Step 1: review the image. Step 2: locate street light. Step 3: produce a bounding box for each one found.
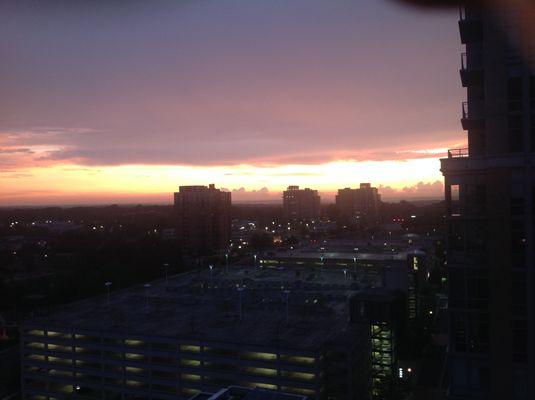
[143,284,151,309]
[163,263,169,285]
[209,264,214,281]
[225,252,229,274]
[104,281,112,306]
[253,254,257,269]
[353,257,357,274]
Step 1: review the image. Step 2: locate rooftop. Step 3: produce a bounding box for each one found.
[29,264,374,350]
[260,249,423,262]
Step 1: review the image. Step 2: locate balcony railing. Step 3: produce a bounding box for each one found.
[458,6,482,44]
[461,101,484,130]
[461,52,467,70]
[447,148,469,158]
[460,53,483,87]
[459,5,467,21]
[461,101,468,119]
[459,4,481,22]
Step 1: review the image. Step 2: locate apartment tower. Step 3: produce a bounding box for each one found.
[441,4,534,399]
[282,186,321,221]
[336,183,381,222]
[174,184,231,255]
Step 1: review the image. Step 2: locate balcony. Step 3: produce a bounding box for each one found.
[458,6,482,44]
[461,101,484,130]
[460,53,483,87]
[447,148,469,158]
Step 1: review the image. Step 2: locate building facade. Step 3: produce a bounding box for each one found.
[20,269,371,400]
[174,184,231,256]
[282,187,320,221]
[335,184,381,222]
[350,289,405,400]
[441,4,535,399]
[20,327,326,400]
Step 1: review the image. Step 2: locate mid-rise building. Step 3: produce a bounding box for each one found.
[174,184,231,255]
[336,184,381,222]
[441,4,535,399]
[20,267,371,400]
[282,187,320,221]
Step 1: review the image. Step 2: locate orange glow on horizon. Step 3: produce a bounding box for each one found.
[0,157,445,206]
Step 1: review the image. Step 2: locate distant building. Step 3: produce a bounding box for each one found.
[335,184,381,222]
[440,4,535,399]
[174,184,231,255]
[282,186,320,221]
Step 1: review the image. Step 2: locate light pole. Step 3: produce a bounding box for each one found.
[143,284,151,309]
[353,257,357,275]
[163,263,169,286]
[209,264,213,282]
[253,254,257,270]
[225,252,229,274]
[105,281,112,307]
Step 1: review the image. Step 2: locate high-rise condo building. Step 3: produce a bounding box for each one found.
[282,186,321,221]
[335,184,381,222]
[441,4,534,399]
[174,184,231,256]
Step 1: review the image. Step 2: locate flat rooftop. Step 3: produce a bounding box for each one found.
[29,264,376,350]
[260,250,418,262]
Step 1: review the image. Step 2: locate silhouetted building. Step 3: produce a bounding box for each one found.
[336,184,381,222]
[174,184,231,255]
[282,186,320,221]
[441,4,535,400]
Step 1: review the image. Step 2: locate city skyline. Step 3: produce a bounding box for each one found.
[1,1,463,206]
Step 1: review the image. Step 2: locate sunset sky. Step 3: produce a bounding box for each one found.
[0,0,465,205]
